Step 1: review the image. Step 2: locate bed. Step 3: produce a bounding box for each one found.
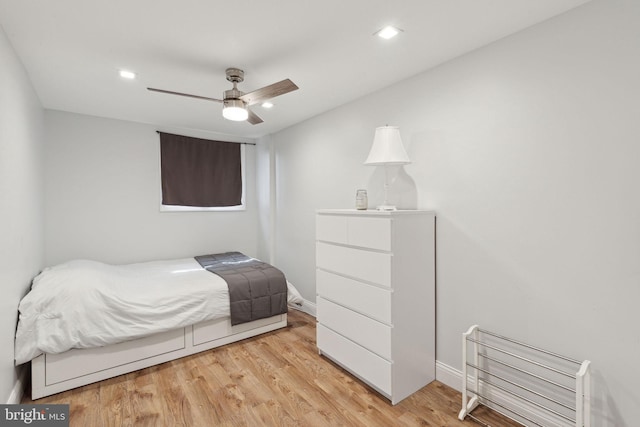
[14,254,303,399]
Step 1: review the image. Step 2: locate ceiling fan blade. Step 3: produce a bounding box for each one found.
[246,109,264,125]
[147,87,223,103]
[239,79,298,106]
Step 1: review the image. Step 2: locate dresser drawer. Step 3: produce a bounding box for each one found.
[316,269,391,324]
[317,297,391,359]
[316,242,391,287]
[347,216,391,251]
[317,324,391,395]
[316,214,348,245]
[316,214,391,251]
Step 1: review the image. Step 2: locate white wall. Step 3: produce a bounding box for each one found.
[266,0,640,425]
[255,135,276,264]
[0,26,44,402]
[44,111,259,265]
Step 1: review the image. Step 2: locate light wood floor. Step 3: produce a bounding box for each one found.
[23,309,520,426]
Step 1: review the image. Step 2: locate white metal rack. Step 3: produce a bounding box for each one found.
[458,325,591,427]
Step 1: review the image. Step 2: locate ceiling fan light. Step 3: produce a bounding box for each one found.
[222,99,248,121]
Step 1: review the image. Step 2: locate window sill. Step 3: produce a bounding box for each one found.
[160,204,246,212]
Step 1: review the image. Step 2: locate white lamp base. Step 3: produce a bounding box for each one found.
[376,205,397,211]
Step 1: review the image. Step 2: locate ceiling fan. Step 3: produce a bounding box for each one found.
[147,67,298,125]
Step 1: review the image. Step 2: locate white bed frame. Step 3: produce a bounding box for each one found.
[31,313,287,399]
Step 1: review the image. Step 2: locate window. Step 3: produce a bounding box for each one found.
[158,132,245,211]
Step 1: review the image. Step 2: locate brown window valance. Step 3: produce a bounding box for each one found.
[159,132,242,207]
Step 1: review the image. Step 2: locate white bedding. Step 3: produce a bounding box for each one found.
[15,257,303,365]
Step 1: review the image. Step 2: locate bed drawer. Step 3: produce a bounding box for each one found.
[316,269,391,324]
[316,242,391,287]
[45,328,186,385]
[192,314,283,346]
[317,297,391,359]
[317,324,391,395]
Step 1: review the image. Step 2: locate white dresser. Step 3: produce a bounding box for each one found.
[315,209,435,405]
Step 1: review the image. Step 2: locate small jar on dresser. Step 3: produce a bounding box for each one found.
[315,209,436,405]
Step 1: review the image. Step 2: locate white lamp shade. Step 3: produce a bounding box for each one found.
[364,126,411,165]
[222,99,249,121]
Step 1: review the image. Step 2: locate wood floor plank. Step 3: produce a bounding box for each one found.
[23,309,521,427]
[98,375,134,427]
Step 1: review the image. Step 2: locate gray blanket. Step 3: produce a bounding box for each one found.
[195,252,288,326]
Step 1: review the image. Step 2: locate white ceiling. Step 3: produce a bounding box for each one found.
[0,0,591,139]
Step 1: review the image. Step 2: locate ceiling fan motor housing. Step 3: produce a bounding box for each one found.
[225,67,244,83]
[224,68,245,103]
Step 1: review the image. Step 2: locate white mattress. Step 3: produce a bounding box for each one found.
[15,257,302,365]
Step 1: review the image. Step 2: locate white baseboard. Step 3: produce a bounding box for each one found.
[436,360,463,392]
[290,298,316,317]
[6,366,27,404]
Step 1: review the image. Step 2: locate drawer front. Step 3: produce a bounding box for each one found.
[193,314,282,346]
[316,214,348,244]
[316,242,391,288]
[317,297,391,359]
[347,217,391,251]
[316,269,391,324]
[46,328,185,385]
[317,324,391,395]
[316,214,391,251]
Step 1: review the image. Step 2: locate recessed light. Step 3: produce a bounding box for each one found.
[119,70,136,80]
[375,26,401,40]
[262,101,274,109]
